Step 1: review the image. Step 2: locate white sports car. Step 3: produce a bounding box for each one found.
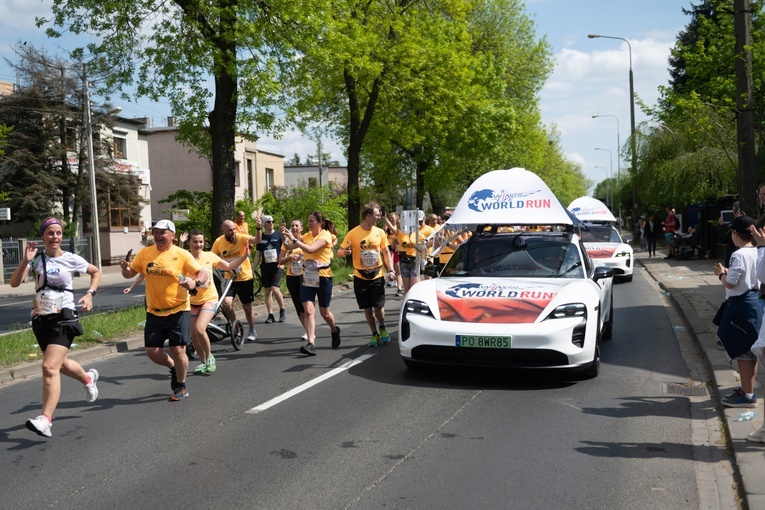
[569,196,633,282]
[400,169,614,378]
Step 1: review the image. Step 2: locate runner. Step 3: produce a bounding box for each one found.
[120,219,208,401]
[337,202,396,346]
[254,215,287,324]
[11,217,101,438]
[187,229,251,375]
[279,218,308,340]
[281,210,341,355]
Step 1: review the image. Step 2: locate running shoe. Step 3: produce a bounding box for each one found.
[722,391,757,408]
[368,332,380,347]
[279,308,286,322]
[169,385,189,401]
[395,290,404,297]
[265,314,275,324]
[300,342,317,356]
[379,326,390,344]
[301,333,308,341]
[170,366,179,391]
[26,415,52,438]
[748,425,765,443]
[725,387,744,400]
[206,355,216,373]
[194,362,208,374]
[247,328,257,341]
[331,326,341,349]
[84,368,99,403]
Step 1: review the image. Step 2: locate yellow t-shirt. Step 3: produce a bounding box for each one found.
[211,234,253,281]
[340,225,389,280]
[190,251,221,306]
[234,221,249,235]
[281,245,304,277]
[396,231,416,258]
[130,245,203,316]
[302,229,333,278]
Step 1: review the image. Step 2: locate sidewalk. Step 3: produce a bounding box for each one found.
[3,254,765,505]
[640,250,765,508]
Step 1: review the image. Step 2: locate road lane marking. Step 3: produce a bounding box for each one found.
[246,354,374,414]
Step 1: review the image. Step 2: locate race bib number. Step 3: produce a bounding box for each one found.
[34,291,63,316]
[361,249,380,267]
[303,268,320,288]
[289,260,303,275]
[264,248,278,264]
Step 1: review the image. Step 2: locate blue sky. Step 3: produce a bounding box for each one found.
[0,0,692,190]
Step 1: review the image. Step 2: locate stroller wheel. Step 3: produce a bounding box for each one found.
[231,320,245,350]
[186,342,197,360]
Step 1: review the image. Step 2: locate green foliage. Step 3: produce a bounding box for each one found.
[158,189,214,240]
[257,185,348,238]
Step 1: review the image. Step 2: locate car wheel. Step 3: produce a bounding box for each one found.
[622,274,633,282]
[602,296,614,341]
[579,345,600,379]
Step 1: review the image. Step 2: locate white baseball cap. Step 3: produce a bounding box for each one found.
[418,210,425,222]
[262,215,274,223]
[152,219,176,233]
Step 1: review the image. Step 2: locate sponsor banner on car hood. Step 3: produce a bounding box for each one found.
[584,243,619,258]
[568,196,617,223]
[444,168,573,228]
[434,279,564,324]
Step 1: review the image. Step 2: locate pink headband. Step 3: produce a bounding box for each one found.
[40,217,63,236]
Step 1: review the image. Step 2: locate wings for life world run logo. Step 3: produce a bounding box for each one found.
[467,188,550,212]
[444,283,555,300]
[438,283,558,323]
[570,206,609,218]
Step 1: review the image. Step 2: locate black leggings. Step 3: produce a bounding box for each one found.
[286,275,305,315]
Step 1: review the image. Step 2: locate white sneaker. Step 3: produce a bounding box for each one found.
[247,328,257,341]
[301,333,308,341]
[84,369,99,403]
[748,424,765,443]
[26,415,52,437]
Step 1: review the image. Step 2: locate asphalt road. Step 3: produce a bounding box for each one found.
[0,270,729,509]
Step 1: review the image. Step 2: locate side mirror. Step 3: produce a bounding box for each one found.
[593,265,614,281]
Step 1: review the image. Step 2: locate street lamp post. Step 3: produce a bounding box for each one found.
[588,34,637,226]
[592,114,621,226]
[595,147,613,211]
[83,69,121,270]
[594,165,611,209]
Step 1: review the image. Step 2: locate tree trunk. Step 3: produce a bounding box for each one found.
[734,0,756,216]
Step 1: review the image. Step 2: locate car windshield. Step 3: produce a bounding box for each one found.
[581,225,621,243]
[441,233,584,278]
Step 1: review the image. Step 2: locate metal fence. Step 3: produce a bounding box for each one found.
[1,238,93,283]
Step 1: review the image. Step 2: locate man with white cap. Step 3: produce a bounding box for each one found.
[120,219,208,401]
[254,214,287,323]
[211,219,259,341]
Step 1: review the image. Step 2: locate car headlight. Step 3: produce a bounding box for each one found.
[403,299,435,318]
[400,299,435,343]
[547,303,587,320]
[615,251,631,258]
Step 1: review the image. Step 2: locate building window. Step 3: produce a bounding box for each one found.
[65,126,77,150]
[266,168,274,192]
[308,177,317,188]
[247,159,254,199]
[113,132,127,159]
[235,160,241,187]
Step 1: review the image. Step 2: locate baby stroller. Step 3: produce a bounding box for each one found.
[186,268,246,360]
[671,229,701,260]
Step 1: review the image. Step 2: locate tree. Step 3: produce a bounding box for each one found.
[40,0,314,235]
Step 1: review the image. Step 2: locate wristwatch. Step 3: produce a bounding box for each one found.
[195,280,202,287]
[87,289,97,296]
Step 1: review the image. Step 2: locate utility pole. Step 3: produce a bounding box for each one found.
[734,0,756,216]
[316,139,323,187]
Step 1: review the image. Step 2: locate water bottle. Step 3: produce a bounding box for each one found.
[736,411,758,422]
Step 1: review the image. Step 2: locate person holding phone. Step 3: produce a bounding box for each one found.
[11,217,101,437]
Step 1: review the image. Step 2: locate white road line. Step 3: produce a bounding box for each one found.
[246,354,374,414]
[0,301,28,308]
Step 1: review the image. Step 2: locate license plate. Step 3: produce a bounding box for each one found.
[456,335,511,348]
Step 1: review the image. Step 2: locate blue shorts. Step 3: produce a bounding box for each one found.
[300,276,333,308]
[664,233,675,245]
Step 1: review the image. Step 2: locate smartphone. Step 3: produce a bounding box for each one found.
[281,216,286,225]
[126,249,133,262]
[380,206,386,217]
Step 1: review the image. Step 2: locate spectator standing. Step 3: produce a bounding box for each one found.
[234,210,250,235]
[211,220,258,341]
[662,206,678,258]
[337,203,396,347]
[638,217,647,251]
[279,218,308,340]
[120,219,208,401]
[644,213,660,258]
[281,210,341,355]
[187,229,250,375]
[254,215,287,323]
[11,218,101,438]
[713,216,761,408]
